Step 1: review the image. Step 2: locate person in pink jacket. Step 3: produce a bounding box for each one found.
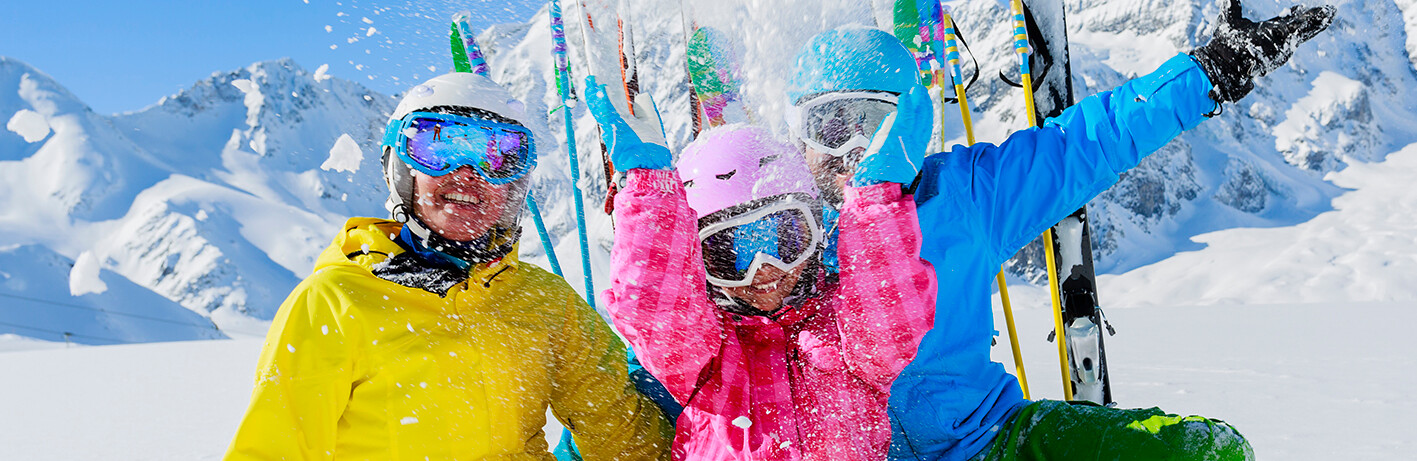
[584,76,937,460]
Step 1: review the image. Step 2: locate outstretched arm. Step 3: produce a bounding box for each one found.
[601,169,725,404]
[918,3,1334,259]
[934,52,1218,258]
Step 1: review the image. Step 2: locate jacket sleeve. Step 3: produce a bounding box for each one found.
[224,273,361,461]
[600,168,725,404]
[834,183,938,392]
[549,288,674,461]
[921,53,1217,258]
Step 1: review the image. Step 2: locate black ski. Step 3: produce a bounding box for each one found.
[1020,0,1115,405]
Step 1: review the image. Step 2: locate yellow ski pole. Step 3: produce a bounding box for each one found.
[941,6,1030,399]
[1008,0,1072,401]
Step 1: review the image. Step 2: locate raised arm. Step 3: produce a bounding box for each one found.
[829,86,938,391]
[920,1,1336,258]
[600,169,725,403]
[835,183,937,392]
[583,75,725,403]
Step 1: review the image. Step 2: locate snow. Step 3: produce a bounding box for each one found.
[991,295,1416,460]
[1102,143,1417,306]
[6,108,49,142]
[1273,71,1375,172]
[0,333,66,352]
[68,250,108,296]
[0,299,1408,460]
[313,63,332,82]
[0,339,260,461]
[321,133,363,173]
[228,78,257,95]
[1,244,225,346]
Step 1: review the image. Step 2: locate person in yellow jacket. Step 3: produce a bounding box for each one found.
[224,72,673,460]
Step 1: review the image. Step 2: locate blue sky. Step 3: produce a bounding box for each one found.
[0,0,543,114]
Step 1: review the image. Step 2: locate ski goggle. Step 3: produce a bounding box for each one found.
[699,197,823,288]
[383,112,535,183]
[791,91,898,157]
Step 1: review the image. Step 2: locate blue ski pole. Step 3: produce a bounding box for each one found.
[550,0,597,306]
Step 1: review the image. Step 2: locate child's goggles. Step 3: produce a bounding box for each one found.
[698,197,823,288]
[383,111,535,183]
[791,91,899,157]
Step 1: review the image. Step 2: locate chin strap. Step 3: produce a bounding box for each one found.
[392,205,520,271]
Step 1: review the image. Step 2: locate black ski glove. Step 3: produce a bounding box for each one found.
[1190,0,1336,103]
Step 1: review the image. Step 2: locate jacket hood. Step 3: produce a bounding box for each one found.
[313,218,406,272]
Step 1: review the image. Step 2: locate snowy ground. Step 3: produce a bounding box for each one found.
[994,294,1415,460]
[0,300,1409,460]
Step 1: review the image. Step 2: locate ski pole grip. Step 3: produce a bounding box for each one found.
[1010,0,1032,74]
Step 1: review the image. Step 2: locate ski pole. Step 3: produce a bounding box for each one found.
[550,0,598,306]
[938,6,970,144]
[1008,0,1073,401]
[526,195,564,276]
[572,0,625,219]
[450,13,491,75]
[615,2,639,117]
[939,6,1031,399]
[450,13,563,277]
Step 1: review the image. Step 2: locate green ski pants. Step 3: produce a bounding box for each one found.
[969,400,1254,461]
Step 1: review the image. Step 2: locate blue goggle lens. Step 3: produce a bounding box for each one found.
[397,115,533,182]
[701,209,815,282]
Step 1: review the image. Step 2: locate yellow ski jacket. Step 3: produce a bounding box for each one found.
[225,218,672,460]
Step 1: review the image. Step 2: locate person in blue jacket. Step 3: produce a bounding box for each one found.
[784,2,1335,460]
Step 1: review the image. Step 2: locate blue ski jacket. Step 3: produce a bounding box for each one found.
[886,53,1217,461]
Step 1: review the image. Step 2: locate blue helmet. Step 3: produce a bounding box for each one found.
[787,28,920,104]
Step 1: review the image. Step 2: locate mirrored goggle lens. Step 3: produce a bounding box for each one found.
[404,118,531,178]
[701,209,816,283]
[802,98,898,150]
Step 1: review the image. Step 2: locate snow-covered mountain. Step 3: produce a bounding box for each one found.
[4,0,1416,345]
[0,57,399,342]
[0,53,579,344]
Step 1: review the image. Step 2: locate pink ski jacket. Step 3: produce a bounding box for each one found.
[602,169,937,461]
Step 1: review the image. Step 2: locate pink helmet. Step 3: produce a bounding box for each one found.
[678,124,820,220]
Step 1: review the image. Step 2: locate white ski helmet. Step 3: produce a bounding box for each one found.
[379,72,549,241]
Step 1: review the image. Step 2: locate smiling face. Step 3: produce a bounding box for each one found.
[411,166,512,241]
[718,262,808,314]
